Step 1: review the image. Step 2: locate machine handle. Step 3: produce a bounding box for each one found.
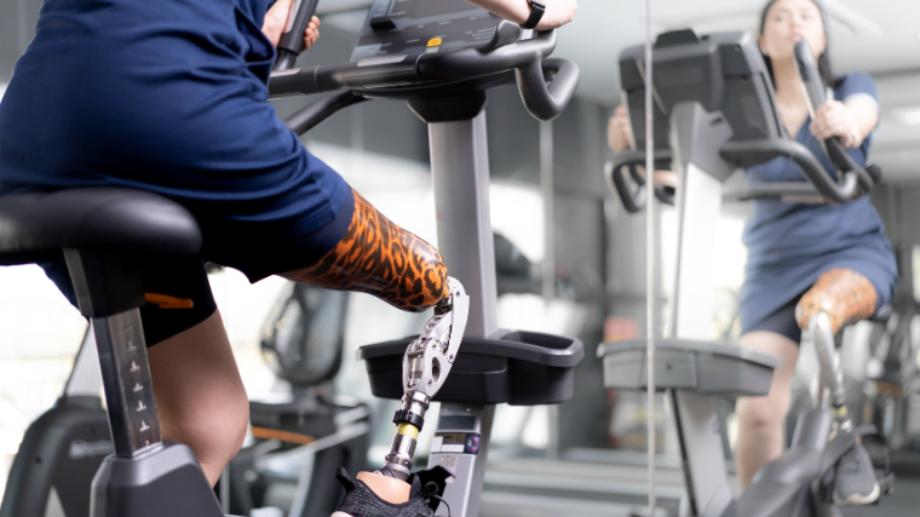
[721,138,859,202]
[608,159,645,213]
[515,57,580,121]
[605,150,675,213]
[273,0,321,71]
[271,25,566,98]
[285,91,368,135]
[267,22,579,124]
[793,40,878,197]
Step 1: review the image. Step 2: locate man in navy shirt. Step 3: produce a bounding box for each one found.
[0,0,577,488]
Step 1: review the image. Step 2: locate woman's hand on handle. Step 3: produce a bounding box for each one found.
[810,95,879,150]
[810,100,860,148]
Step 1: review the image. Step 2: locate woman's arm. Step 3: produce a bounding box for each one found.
[607,105,633,152]
[467,0,577,30]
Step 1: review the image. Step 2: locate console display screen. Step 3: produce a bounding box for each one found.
[389,0,474,19]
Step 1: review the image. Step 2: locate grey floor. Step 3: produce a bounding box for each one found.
[840,478,919,516]
[479,450,920,517]
[842,453,920,517]
[842,452,920,517]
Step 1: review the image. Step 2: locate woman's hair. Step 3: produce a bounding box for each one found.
[758,0,838,88]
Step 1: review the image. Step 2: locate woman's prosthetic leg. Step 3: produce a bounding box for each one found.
[797,268,884,506]
[797,268,878,427]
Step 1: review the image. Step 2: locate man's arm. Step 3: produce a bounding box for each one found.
[467,0,577,30]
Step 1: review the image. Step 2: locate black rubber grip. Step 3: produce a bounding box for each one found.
[274,0,320,71]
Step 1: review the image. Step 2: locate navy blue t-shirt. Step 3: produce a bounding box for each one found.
[739,73,897,331]
[0,0,352,279]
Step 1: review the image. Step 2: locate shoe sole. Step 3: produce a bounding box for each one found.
[834,482,881,506]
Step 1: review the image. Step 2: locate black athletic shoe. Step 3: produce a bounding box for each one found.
[332,467,453,517]
[829,443,881,506]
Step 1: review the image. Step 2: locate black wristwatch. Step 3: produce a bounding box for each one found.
[521,0,546,30]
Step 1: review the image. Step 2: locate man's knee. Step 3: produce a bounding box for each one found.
[170,383,248,483]
[219,387,250,455]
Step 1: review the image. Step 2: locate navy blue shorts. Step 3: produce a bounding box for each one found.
[742,294,802,344]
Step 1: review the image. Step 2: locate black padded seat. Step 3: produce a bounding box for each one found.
[0,188,201,266]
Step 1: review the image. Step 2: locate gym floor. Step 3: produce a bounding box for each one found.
[842,478,919,516]
[844,453,920,516]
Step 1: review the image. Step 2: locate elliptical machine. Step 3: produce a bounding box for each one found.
[600,29,892,517]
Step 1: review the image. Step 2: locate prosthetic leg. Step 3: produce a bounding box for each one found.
[333,278,469,517]
[799,269,888,506]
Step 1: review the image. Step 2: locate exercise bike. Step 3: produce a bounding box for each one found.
[0,1,582,516]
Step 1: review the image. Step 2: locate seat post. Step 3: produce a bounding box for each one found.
[90,311,162,456]
[64,249,162,457]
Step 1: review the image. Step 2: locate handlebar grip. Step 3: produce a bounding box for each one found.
[274,0,321,72]
[794,40,878,194]
[794,40,827,109]
[654,184,676,206]
[608,161,646,214]
[606,151,675,213]
[515,57,580,121]
[722,139,859,202]
[783,142,860,202]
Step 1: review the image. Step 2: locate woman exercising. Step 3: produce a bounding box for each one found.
[608,0,895,506]
[0,0,576,493]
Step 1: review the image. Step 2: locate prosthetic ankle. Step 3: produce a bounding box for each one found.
[351,277,469,507]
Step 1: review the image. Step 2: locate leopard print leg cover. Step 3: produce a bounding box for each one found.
[795,268,878,335]
[284,189,448,312]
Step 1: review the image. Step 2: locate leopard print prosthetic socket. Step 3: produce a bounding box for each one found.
[285,189,448,312]
[795,268,878,335]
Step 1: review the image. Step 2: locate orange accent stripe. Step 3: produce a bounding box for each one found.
[251,426,318,445]
[144,292,195,310]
